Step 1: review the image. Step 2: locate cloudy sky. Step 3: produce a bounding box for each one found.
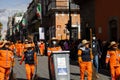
[0,0,32,33]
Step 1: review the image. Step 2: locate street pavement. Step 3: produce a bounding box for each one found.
[13,55,111,80]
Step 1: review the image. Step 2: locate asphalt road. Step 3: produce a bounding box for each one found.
[13,55,111,80]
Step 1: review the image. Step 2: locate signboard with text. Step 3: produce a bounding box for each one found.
[39,27,45,40]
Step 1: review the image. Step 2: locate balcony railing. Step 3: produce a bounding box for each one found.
[48,1,79,11]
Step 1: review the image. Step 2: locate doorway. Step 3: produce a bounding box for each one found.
[109,19,118,41]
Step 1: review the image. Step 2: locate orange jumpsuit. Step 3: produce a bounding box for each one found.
[47,46,62,79]
[106,49,120,80]
[39,42,45,55]
[0,49,14,80]
[47,46,62,56]
[78,48,93,80]
[20,44,37,80]
[15,43,24,57]
[9,43,15,53]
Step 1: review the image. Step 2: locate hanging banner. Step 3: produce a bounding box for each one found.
[39,27,45,40]
[22,18,26,27]
[36,3,42,19]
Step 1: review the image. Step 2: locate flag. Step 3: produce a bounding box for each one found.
[16,24,19,31]
[22,18,26,27]
[36,3,42,18]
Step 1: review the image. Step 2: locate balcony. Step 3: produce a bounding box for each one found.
[47,1,79,12]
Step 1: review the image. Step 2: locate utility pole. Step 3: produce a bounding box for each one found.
[69,0,72,41]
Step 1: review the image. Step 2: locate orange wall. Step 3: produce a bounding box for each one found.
[55,13,80,40]
[95,0,120,41]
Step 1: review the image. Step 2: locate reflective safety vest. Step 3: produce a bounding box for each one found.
[24,50,34,64]
[80,47,91,62]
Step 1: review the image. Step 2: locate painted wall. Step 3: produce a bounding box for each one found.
[95,0,120,41]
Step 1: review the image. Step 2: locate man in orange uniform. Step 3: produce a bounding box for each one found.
[47,37,62,79]
[15,40,24,57]
[9,42,15,51]
[0,42,14,80]
[78,39,93,80]
[47,37,62,56]
[38,40,45,56]
[9,42,15,54]
[106,41,120,80]
[20,41,37,80]
[24,39,35,51]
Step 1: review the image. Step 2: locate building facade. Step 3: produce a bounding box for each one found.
[7,13,23,42]
[7,17,13,39]
[95,0,120,41]
[41,0,80,40]
[26,0,42,41]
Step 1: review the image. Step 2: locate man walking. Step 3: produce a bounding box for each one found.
[106,41,120,80]
[78,39,93,80]
[0,41,14,80]
[92,36,102,78]
[20,41,37,80]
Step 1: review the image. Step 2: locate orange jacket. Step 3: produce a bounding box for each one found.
[47,46,62,56]
[106,49,120,66]
[9,44,15,51]
[0,49,14,68]
[15,43,24,52]
[78,50,83,63]
[39,43,45,50]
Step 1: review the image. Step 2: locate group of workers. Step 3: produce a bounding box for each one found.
[77,37,120,80]
[0,38,45,80]
[0,36,120,80]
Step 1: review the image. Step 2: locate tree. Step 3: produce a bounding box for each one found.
[0,22,3,29]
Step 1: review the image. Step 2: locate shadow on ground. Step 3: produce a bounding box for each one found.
[17,77,49,80]
[16,78,26,80]
[70,60,79,66]
[99,69,111,77]
[70,73,80,76]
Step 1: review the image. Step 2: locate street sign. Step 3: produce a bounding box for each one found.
[39,27,45,40]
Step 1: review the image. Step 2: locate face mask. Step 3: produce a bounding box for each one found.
[52,41,57,45]
[93,37,96,40]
